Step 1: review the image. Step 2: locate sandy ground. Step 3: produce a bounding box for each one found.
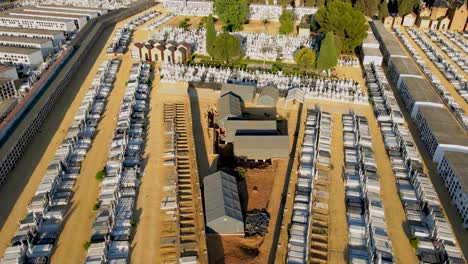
[0,20,116,262]
[273,60,419,264]
[401,29,468,113]
[0,6,165,263]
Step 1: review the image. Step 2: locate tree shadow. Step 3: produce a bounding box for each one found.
[267,103,303,264]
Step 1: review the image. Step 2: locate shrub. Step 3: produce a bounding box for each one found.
[130,218,137,227]
[95,169,105,181]
[235,167,247,180]
[92,201,100,211]
[83,241,91,250]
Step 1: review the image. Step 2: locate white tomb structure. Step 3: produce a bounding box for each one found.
[249,4,318,22]
[161,0,213,16]
[151,27,316,62]
[160,63,368,104]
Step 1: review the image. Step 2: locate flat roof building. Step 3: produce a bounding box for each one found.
[388,57,423,88]
[0,14,76,32]
[7,9,88,29]
[203,171,244,235]
[398,76,443,117]
[437,151,468,228]
[37,5,108,16]
[0,27,65,46]
[0,45,44,72]
[233,135,289,161]
[414,106,468,161]
[0,35,54,57]
[21,6,98,20]
[223,120,278,143]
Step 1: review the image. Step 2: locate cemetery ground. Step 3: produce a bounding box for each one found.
[186,87,299,263]
[0,6,165,263]
[165,15,286,35]
[398,28,468,113]
[383,63,468,260]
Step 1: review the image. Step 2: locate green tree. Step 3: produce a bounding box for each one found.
[206,14,216,57]
[398,0,419,16]
[378,1,389,20]
[214,0,248,31]
[409,236,419,250]
[262,18,270,32]
[316,32,338,74]
[279,9,295,34]
[213,33,243,63]
[316,0,325,8]
[314,0,368,53]
[355,0,379,17]
[294,47,316,70]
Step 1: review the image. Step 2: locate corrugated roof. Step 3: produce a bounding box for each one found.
[224,120,277,142]
[234,135,289,160]
[444,151,468,193]
[221,83,255,103]
[203,171,244,234]
[217,94,242,127]
[258,86,279,106]
[419,106,468,146]
[0,13,74,23]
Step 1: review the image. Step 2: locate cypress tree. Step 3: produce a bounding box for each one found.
[378,1,389,20]
[317,32,338,74]
[206,14,216,58]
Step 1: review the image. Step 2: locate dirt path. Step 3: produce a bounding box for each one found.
[130,70,163,263]
[327,112,347,263]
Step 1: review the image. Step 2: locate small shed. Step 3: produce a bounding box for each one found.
[402,13,416,27]
[393,16,403,27]
[258,86,279,106]
[217,94,242,128]
[383,16,394,27]
[430,20,439,30]
[203,171,244,235]
[285,88,305,105]
[221,83,256,103]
